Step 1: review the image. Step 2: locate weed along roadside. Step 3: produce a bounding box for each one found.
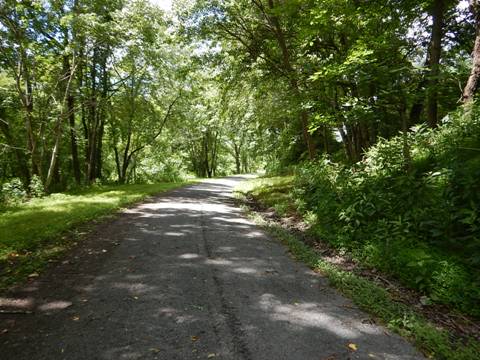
[235,177,480,360]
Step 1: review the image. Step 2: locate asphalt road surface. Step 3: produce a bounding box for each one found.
[0,177,423,360]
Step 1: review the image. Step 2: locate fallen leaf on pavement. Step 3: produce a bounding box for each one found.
[348,343,358,351]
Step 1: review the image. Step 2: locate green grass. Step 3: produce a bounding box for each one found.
[235,176,295,216]
[235,178,480,360]
[0,182,189,289]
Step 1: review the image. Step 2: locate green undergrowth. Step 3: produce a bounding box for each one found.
[0,182,190,289]
[237,107,480,320]
[236,190,480,359]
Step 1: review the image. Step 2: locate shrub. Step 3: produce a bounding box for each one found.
[28,175,45,198]
[291,106,480,316]
[1,178,27,205]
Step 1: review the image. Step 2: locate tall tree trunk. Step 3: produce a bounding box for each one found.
[86,48,98,183]
[351,124,362,162]
[463,0,480,103]
[17,48,41,177]
[323,125,329,154]
[45,113,64,191]
[95,51,109,180]
[242,152,249,173]
[78,44,88,183]
[62,40,81,185]
[265,0,315,159]
[23,70,40,177]
[211,132,219,177]
[426,0,446,128]
[2,10,41,178]
[203,133,211,178]
[45,55,76,191]
[409,0,448,126]
[119,129,132,184]
[68,92,81,185]
[234,143,241,174]
[67,7,81,185]
[95,117,104,179]
[114,145,123,183]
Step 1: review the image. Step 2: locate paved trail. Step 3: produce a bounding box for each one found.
[0,177,423,359]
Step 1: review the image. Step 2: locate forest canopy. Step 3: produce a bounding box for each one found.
[1,0,479,191]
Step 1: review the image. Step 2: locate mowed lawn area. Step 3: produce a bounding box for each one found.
[0,182,189,288]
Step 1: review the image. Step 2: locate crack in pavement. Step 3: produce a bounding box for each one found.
[201,211,253,360]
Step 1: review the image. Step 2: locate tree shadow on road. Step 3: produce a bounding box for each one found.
[0,177,422,360]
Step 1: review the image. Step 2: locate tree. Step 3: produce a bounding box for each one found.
[463,0,480,103]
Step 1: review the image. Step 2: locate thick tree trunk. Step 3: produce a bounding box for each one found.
[463,1,480,103]
[242,152,249,173]
[426,0,445,128]
[233,143,241,174]
[409,98,426,125]
[351,124,362,162]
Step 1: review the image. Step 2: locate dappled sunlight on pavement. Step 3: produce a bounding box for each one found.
[0,176,423,359]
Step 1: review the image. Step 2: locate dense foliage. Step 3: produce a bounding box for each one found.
[0,0,264,202]
[294,108,480,316]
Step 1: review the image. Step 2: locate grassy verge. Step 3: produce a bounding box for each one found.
[0,182,190,289]
[237,176,294,213]
[235,178,480,360]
